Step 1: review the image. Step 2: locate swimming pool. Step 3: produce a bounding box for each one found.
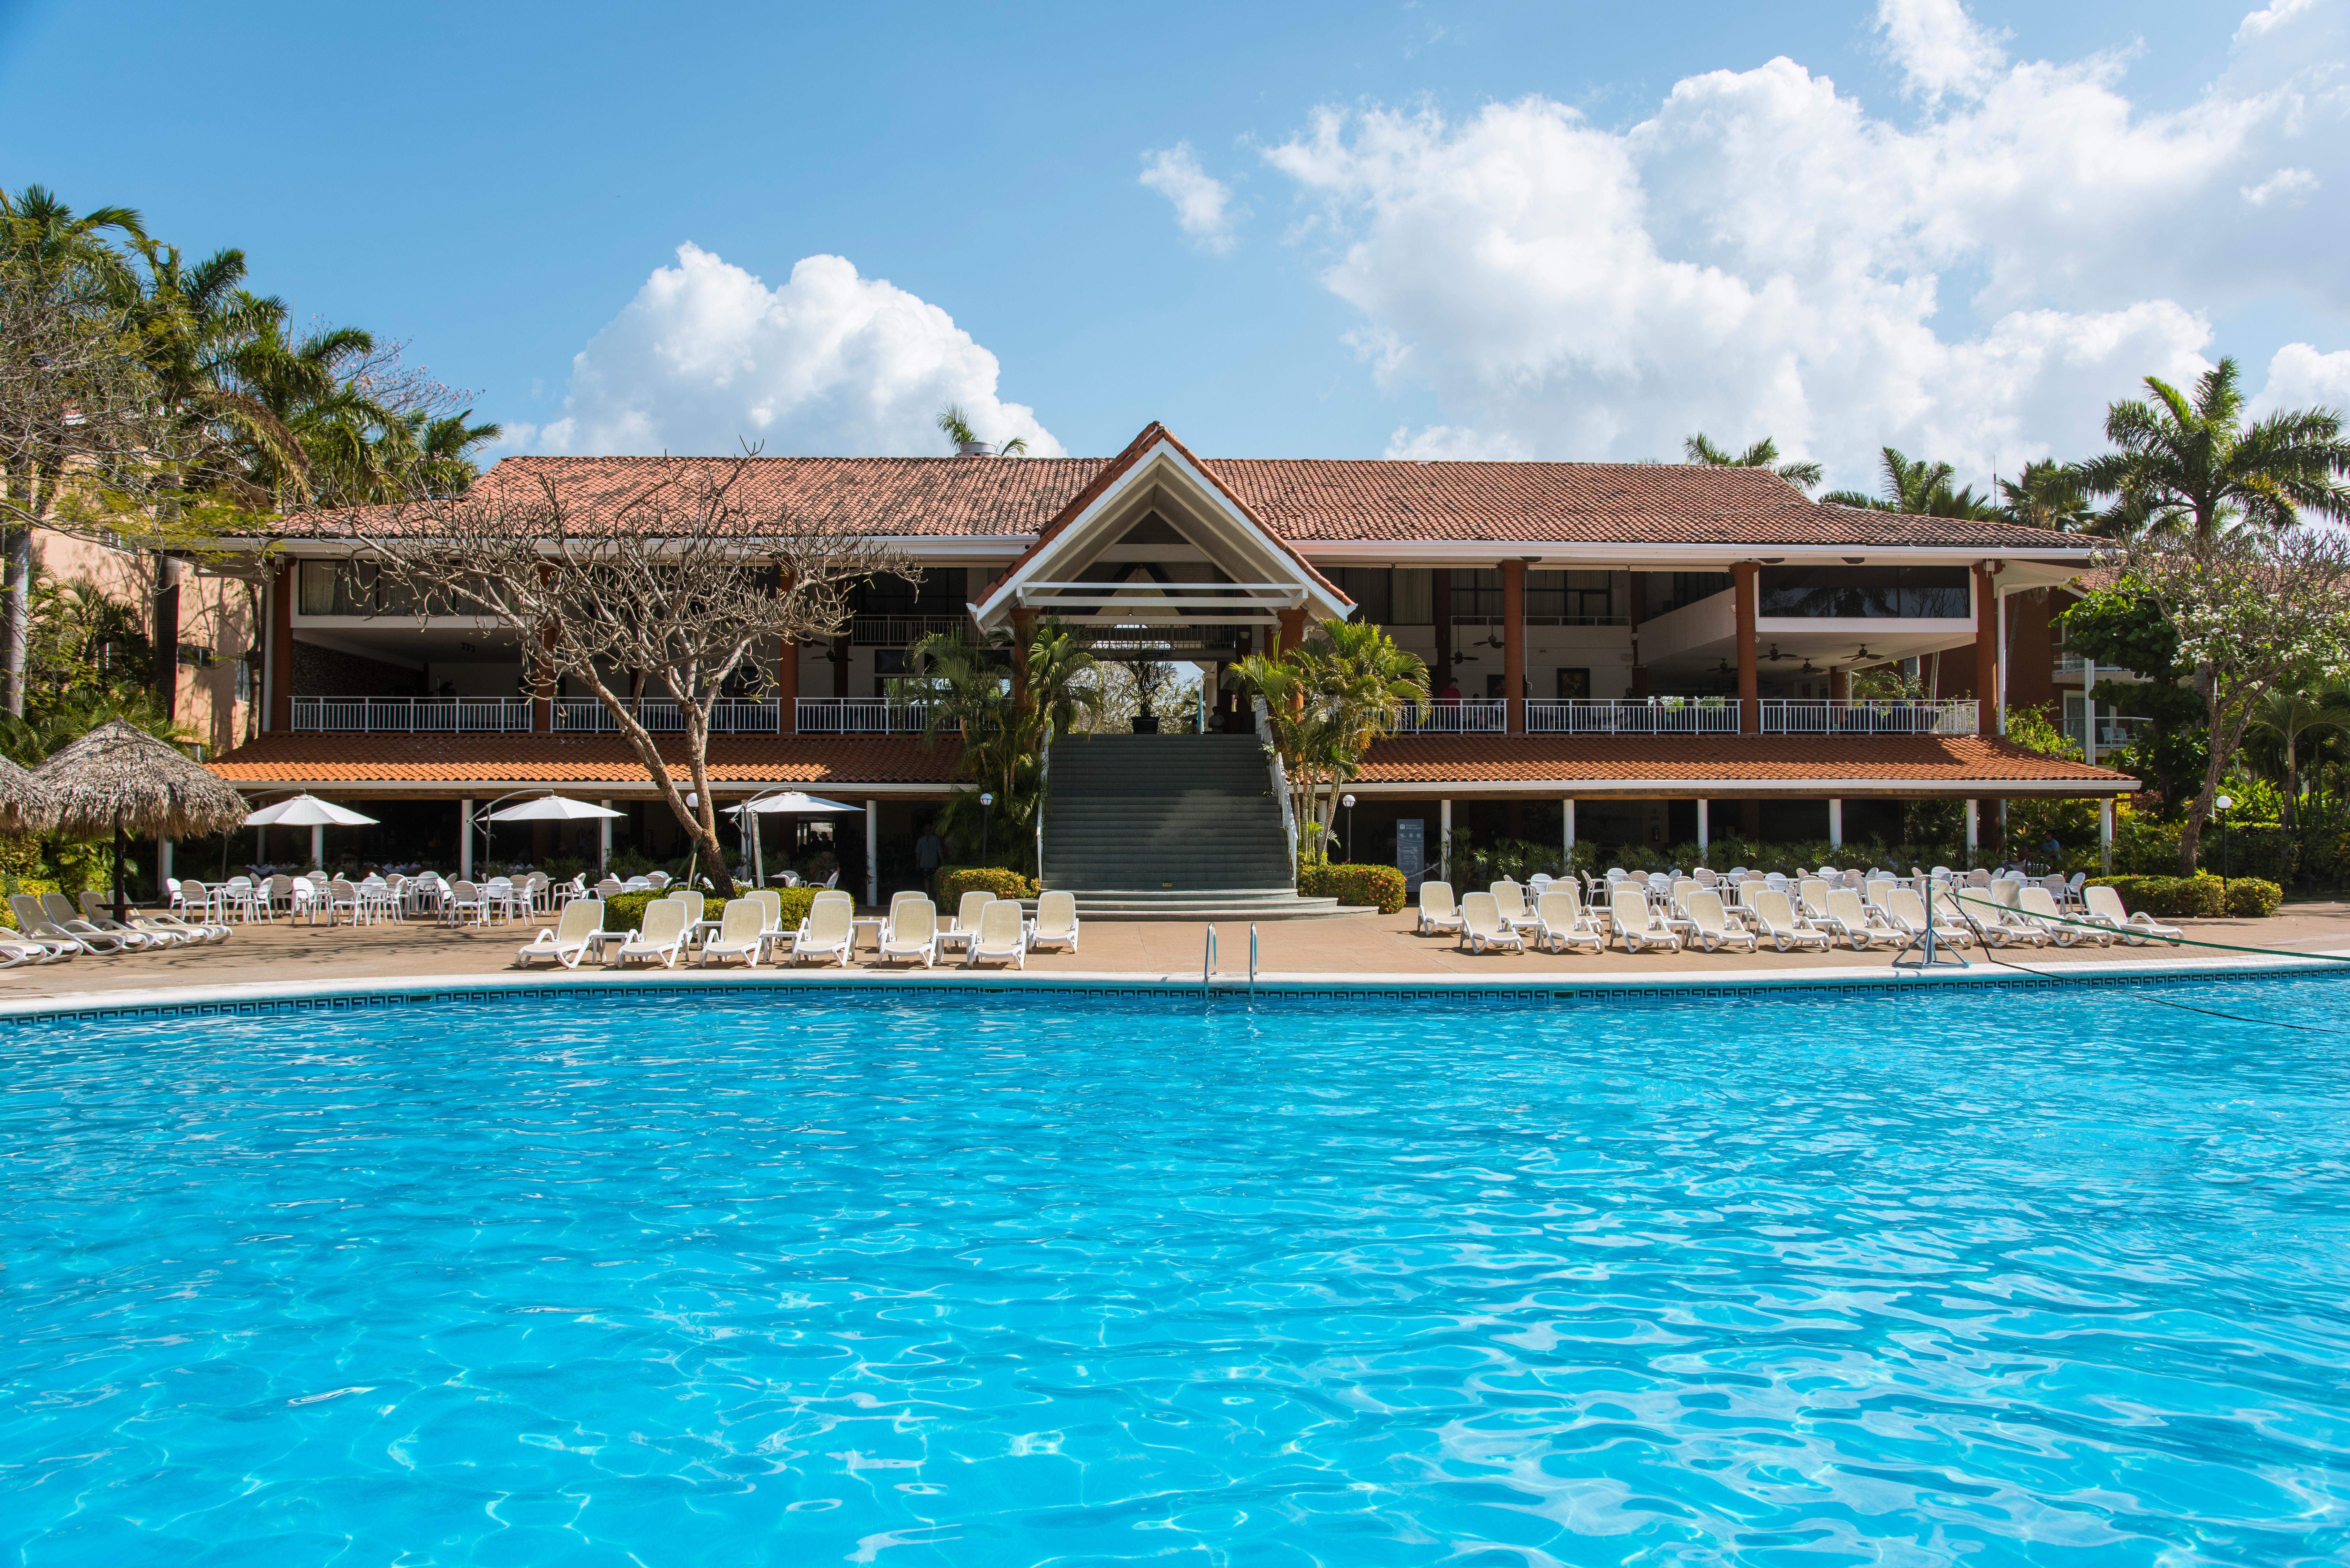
[5,979,2348,1564]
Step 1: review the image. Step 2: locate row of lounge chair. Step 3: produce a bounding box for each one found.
[1415,876,2183,957]
[0,892,231,965]
[516,889,1083,971]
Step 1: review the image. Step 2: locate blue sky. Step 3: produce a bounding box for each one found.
[3,0,2344,491]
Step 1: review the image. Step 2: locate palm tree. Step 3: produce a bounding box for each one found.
[936,403,1028,456]
[2244,682,2350,831]
[912,618,1098,867]
[1683,432,1823,492]
[1998,459,2102,532]
[2078,358,2350,544]
[1237,619,1427,863]
[1823,446,1997,519]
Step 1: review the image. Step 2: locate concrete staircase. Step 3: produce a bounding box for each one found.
[1042,735,1346,918]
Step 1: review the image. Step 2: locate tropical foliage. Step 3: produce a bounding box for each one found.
[2079,358,2350,544]
[1233,619,1428,868]
[913,618,1102,871]
[1821,446,1997,518]
[1683,432,1823,492]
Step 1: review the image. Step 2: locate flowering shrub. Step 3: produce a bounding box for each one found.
[1299,862,1406,913]
[936,866,1038,903]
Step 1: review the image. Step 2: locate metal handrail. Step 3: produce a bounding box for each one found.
[1757,699,1978,735]
[794,699,933,735]
[1523,699,1740,735]
[1392,699,1508,734]
[290,696,530,734]
[554,697,778,735]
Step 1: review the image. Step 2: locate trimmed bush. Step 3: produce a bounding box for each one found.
[2224,877,2283,918]
[599,886,819,933]
[2091,874,2225,919]
[1300,862,1406,913]
[937,866,1037,903]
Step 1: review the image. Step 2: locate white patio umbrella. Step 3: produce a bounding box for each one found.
[243,792,379,870]
[729,790,861,887]
[482,795,625,822]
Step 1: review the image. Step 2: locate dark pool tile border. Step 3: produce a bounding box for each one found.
[6,958,2345,1033]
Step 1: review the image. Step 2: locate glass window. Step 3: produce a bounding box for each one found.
[1390,569,1432,625]
[1758,566,1970,618]
[1647,572,1732,617]
[1450,568,1502,620]
[1331,568,1392,625]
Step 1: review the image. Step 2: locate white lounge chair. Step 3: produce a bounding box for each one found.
[1958,885,2052,947]
[2019,884,2110,947]
[936,890,992,954]
[1457,891,1525,954]
[616,898,691,969]
[745,888,787,958]
[1748,887,1829,952]
[75,892,191,947]
[787,895,855,967]
[696,899,769,968]
[0,923,74,961]
[1416,880,1464,936]
[1883,886,1975,948]
[1529,888,1603,953]
[44,892,158,951]
[1680,888,1757,953]
[1820,887,1902,951]
[964,899,1028,969]
[877,895,940,968]
[1610,887,1680,953]
[2081,884,2184,945]
[1489,880,1531,930]
[11,894,130,955]
[517,898,606,969]
[1029,890,1080,952]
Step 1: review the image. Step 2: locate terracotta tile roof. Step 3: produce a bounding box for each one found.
[274,441,2087,552]
[205,734,963,788]
[1354,735,2136,789]
[973,422,1351,610]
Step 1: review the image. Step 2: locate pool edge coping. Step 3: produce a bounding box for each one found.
[8,948,2349,1024]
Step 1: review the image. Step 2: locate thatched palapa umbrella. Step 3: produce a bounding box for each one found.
[0,755,61,837]
[35,720,250,920]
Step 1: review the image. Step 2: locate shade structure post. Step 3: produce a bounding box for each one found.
[459,799,473,881]
[866,800,880,908]
[1439,797,1452,884]
[1827,798,1843,849]
[749,806,762,889]
[1964,799,1980,863]
[1563,796,1575,862]
[158,837,172,886]
[112,822,128,923]
[1696,797,1709,854]
[311,823,323,871]
[600,801,612,873]
[2099,798,2114,872]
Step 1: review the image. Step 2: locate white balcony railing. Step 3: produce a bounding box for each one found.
[795,699,933,735]
[1758,699,1978,735]
[850,614,967,647]
[554,698,777,735]
[1393,699,1508,734]
[290,696,530,733]
[2066,715,2147,752]
[1525,698,1741,735]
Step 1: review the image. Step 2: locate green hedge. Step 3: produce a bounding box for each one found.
[2091,874,2226,919]
[2112,816,2297,881]
[937,866,1037,902]
[1299,862,1407,913]
[2225,878,2284,918]
[598,887,820,933]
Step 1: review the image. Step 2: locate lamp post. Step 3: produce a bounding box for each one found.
[979,791,994,866]
[2215,794,2233,880]
[1342,793,1356,863]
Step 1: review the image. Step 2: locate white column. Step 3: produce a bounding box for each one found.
[1827,798,1843,848]
[311,824,324,870]
[866,800,880,908]
[459,798,473,880]
[1964,799,1979,861]
[599,801,612,873]
[1995,586,2010,736]
[1439,798,1452,884]
[1562,796,1575,860]
[158,838,172,884]
[2099,798,2114,872]
[1695,797,1709,855]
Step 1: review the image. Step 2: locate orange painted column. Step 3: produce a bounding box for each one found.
[532,630,555,734]
[1973,564,2000,728]
[1276,606,1308,656]
[1011,608,1036,713]
[1501,560,1526,734]
[1733,562,1759,735]
[1829,665,1849,702]
[269,561,293,733]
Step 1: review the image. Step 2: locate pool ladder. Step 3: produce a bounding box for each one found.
[1203,923,1261,999]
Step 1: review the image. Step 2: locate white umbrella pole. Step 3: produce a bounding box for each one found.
[751,810,763,888]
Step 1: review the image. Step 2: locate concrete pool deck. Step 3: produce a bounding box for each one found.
[5,901,2348,1018]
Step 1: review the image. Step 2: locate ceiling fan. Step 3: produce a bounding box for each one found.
[1764,644,1786,662]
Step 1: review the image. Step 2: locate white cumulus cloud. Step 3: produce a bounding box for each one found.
[535,244,1061,457]
[1260,0,2350,489]
[1140,143,1240,252]
[2250,342,2350,416]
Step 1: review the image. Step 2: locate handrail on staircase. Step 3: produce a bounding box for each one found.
[1255,697,1296,887]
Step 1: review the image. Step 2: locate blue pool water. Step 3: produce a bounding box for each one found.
[5,980,2350,1565]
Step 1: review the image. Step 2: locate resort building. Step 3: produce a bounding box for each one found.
[202,423,2134,899]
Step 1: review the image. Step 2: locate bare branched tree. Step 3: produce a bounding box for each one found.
[345,453,912,895]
